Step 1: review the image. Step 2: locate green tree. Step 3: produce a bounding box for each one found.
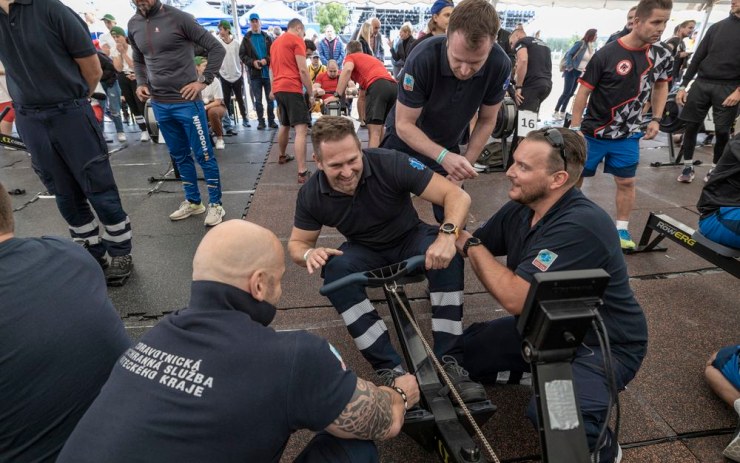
[317,3,349,35]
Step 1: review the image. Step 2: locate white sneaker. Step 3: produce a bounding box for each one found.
[140,131,150,142]
[552,111,562,121]
[117,132,127,143]
[204,203,225,226]
[215,139,225,150]
[169,200,205,221]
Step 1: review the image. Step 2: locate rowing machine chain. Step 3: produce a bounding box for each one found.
[385,282,501,463]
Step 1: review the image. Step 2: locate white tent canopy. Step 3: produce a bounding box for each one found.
[238,1,309,29]
[183,0,231,25]
[311,0,714,10]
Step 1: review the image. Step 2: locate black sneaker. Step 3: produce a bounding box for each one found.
[257,120,266,130]
[105,254,133,286]
[376,367,406,387]
[96,255,109,271]
[268,121,279,129]
[441,355,487,404]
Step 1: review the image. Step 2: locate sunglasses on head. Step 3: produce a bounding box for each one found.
[543,128,567,172]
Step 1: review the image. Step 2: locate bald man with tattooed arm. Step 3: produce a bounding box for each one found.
[59,220,418,463]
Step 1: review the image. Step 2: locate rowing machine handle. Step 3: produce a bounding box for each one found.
[319,255,426,296]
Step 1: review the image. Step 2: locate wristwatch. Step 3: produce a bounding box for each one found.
[462,237,482,257]
[197,74,212,85]
[439,222,459,238]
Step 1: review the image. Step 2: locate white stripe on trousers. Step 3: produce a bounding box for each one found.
[432,318,464,335]
[353,320,388,351]
[341,299,376,327]
[430,290,463,307]
[69,220,98,235]
[105,217,130,232]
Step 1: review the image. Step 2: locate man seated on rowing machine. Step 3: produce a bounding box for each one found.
[697,132,740,250]
[288,116,487,404]
[455,128,648,463]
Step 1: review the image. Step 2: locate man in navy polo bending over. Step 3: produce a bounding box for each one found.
[381,0,511,221]
[59,220,420,463]
[288,116,486,404]
[457,128,647,463]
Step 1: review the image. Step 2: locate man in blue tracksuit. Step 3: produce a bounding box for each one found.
[128,0,227,227]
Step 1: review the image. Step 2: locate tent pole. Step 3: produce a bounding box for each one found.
[696,2,713,44]
[232,0,251,126]
[231,0,240,41]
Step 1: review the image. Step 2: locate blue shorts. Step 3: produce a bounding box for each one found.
[712,345,740,390]
[699,207,740,249]
[583,134,642,178]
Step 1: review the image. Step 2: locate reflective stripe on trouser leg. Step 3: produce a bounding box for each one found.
[187,101,222,205]
[430,290,464,361]
[70,219,100,247]
[332,295,400,370]
[151,101,202,204]
[102,216,132,256]
[427,254,465,362]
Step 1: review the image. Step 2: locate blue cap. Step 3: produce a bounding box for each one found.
[430,0,453,15]
[249,13,259,21]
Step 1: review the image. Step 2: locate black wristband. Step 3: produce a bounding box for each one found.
[391,386,408,411]
[651,116,662,123]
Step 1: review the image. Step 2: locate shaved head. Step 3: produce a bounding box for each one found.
[192,220,285,304]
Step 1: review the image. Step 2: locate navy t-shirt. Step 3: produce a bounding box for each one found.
[383,35,511,156]
[0,0,97,105]
[58,281,357,463]
[294,148,434,249]
[579,39,672,139]
[473,189,648,370]
[0,237,130,463]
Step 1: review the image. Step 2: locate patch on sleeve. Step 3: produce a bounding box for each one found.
[328,343,347,371]
[503,76,511,90]
[403,73,415,91]
[408,157,426,170]
[532,249,558,272]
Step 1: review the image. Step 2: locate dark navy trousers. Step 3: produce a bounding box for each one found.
[293,432,378,463]
[323,223,466,370]
[14,99,132,258]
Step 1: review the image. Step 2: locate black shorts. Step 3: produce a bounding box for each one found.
[274,92,310,127]
[364,79,397,125]
[680,80,739,130]
[519,81,552,113]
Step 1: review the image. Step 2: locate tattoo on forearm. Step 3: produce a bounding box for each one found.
[331,378,394,440]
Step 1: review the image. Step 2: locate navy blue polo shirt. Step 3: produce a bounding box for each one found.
[383,35,511,161]
[473,188,648,370]
[294,148,434,249]
[0,236,130,462]
[58,281,357,463]
[0,0,96,105]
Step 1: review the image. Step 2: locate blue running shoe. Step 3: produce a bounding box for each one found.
[618,229,636,251]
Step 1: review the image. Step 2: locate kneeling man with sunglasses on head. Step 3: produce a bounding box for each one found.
[456,128,648,463]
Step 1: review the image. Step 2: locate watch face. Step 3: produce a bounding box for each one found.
[441,223,456,233]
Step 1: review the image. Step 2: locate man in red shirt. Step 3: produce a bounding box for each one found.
[314,60,340,103]
[270,18,314,184]
[337,41,397,148]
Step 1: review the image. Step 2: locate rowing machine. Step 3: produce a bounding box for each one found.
[631,212,740,278]
[320,256,498,463]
